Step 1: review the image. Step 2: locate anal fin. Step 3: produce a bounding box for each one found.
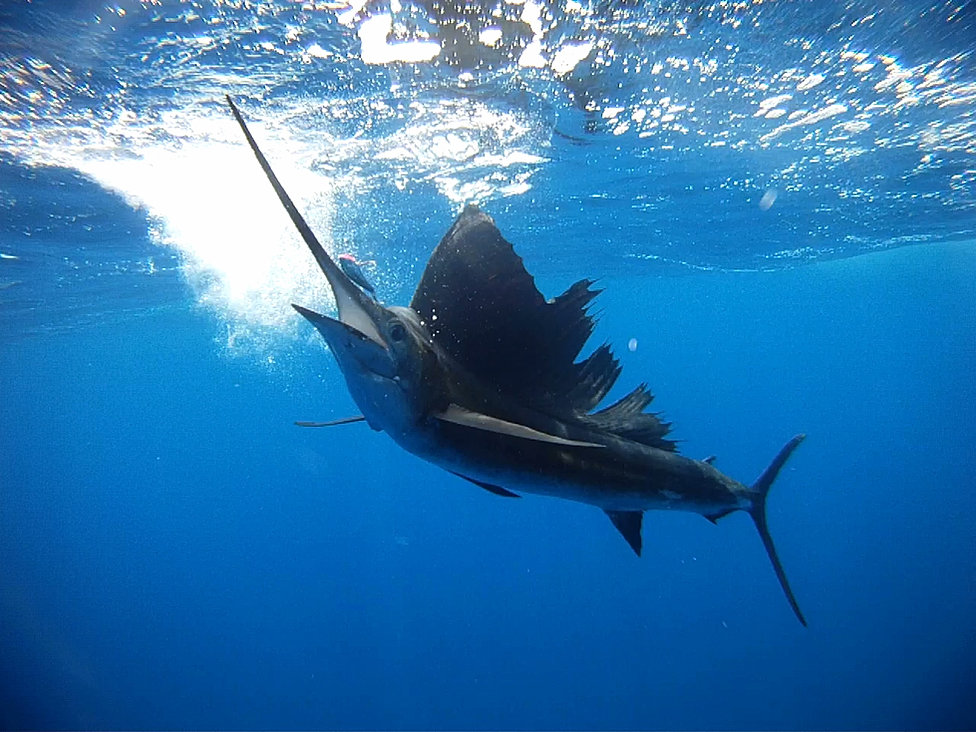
[605,510,643,556]
[450,471,520,498]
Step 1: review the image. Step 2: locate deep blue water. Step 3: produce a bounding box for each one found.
[2,1,976,729]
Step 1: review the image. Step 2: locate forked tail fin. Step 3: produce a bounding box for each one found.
[749,434,807,626]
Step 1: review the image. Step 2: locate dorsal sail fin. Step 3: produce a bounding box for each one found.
[410,205,617,414]
[584,384,676,451]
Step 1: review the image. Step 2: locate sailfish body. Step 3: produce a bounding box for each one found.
[227,97,808,626]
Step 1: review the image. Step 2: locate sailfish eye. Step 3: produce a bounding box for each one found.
[388,322,406,342]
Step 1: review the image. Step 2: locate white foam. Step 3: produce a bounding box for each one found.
[550,40,593,76]
[518,38,547,69]
[760,102,848,143]
[755,94,792,116]
[2,103,346,351]
[796,73,825,91]
[479,27,503,47]
[358,14,441,65]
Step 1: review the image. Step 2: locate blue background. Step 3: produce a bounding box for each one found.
[3,201,974,727]
[2,0,976,728]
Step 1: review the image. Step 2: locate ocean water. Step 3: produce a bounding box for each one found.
[2,1,975,729]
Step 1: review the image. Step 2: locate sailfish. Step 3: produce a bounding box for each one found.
[226,96,808,626]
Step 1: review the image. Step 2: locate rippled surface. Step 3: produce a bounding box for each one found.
[1,0,974,333]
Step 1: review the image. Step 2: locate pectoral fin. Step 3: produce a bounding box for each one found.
[436,404,604,448]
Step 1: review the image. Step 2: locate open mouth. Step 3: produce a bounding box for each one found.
[292,302,397,380]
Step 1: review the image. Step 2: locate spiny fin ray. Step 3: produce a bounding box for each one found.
[410,206,611,414]
[585,384,676,451]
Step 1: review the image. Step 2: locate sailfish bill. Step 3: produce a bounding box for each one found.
[226,96,809,626]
